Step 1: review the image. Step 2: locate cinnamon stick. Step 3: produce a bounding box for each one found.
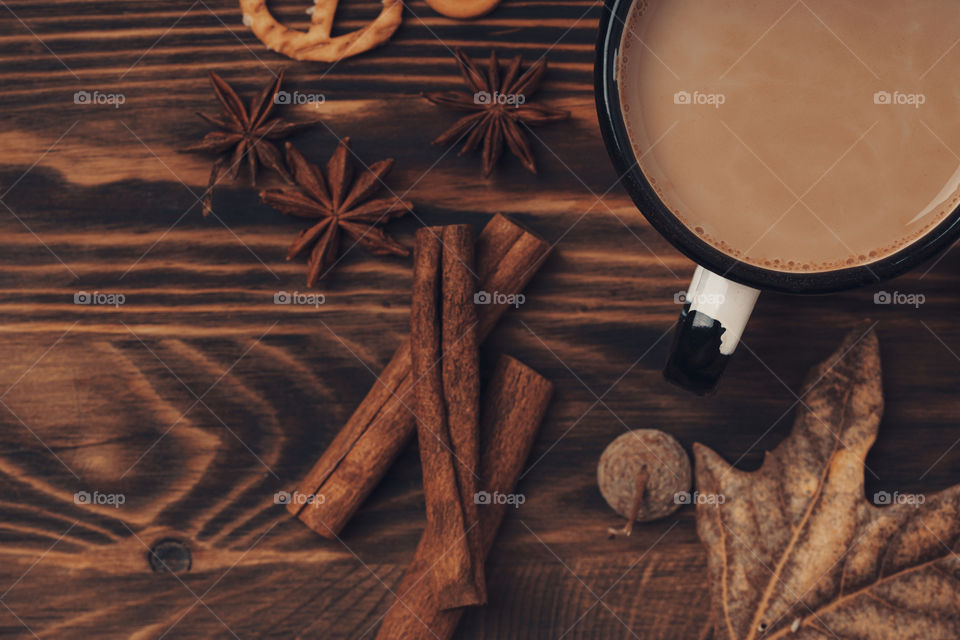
[289,215,551,537]
[375,354,554,640]
[410,225,485,609]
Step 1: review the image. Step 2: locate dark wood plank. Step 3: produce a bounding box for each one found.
[0,0,958,638]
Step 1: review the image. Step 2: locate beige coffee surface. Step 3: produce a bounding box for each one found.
[619,0,960,272]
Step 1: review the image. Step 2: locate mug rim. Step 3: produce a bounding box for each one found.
[595,0,960,295]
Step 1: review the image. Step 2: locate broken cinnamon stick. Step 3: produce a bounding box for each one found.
[289,214,552,537]
[375,354,554,640]
[411,225,485,609]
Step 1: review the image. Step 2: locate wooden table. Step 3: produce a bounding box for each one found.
[0,1,957,638]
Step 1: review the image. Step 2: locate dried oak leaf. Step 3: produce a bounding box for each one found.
[260,139,412,287]
[695,328,960,640]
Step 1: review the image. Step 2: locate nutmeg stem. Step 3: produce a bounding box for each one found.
[606,467,648,538]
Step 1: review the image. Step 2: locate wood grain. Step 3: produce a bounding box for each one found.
[0,0,958,638]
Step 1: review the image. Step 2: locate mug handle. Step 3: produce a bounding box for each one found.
[663,266,760,395]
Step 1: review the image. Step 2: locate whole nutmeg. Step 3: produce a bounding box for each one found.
[597,429,692,535]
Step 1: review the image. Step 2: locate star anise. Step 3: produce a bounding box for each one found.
[423,48,569,176]
[260,139,412,286]
[186,70,319,216]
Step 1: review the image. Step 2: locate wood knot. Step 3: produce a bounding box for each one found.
[148,538,191,574]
